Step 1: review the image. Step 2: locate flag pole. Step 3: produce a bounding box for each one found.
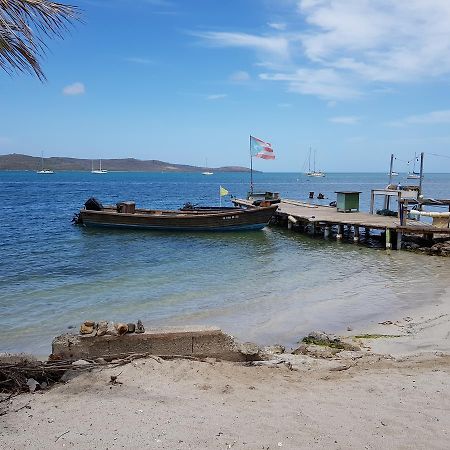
[249,135,253,195]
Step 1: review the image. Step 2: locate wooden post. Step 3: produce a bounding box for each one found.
[397,231,403,250]
[336,224,344,240]
[324,225,330,239]
[353,226,360,242]
[386,228,392,249]
[365,227,370,239]
[370,190,375,214]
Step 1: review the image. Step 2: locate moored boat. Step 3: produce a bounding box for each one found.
[75,198,277,231]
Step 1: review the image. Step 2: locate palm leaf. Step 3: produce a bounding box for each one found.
[0,1,79,80]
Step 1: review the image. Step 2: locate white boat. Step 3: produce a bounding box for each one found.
[202,158,213,175]
[389,171,399,176]
[36,151,54,174]
[91,159,108,174]
[407,153,422,179]
[306,147,325,177]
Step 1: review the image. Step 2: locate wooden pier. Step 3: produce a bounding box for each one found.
[234,198,450,250]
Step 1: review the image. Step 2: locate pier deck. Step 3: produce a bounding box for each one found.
[233,198,450,249]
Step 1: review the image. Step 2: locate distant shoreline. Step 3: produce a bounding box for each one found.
[0,153,253,173]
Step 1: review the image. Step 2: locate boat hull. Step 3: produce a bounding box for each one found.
[79,205,277,232]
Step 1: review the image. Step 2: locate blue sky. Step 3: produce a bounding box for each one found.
[1,0,450,172]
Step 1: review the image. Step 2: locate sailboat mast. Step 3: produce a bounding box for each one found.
[250,135,254,195]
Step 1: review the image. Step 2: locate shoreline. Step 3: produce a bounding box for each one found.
[2,289,450,448]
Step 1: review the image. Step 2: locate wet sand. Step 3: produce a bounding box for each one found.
[1,289,450,449]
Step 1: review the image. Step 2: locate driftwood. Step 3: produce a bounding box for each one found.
[0,352,205,394]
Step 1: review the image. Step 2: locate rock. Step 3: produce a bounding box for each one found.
[80,323,94,335]
[239,342,261,356]
[115,323,128,336]
[127,323,135,333]
[26,378,39,392]
[296,331,360,354]
[96,321,108,336]
[291,344,308,355]
[106,322,118,336]
[72,359,90,366]
[84,320,95,327]
[262,344,285,355]
[135,320,145,333]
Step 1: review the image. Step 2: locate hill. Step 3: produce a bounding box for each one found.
[0,154,253,173]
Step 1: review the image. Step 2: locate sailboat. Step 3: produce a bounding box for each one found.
[407,153,421,179]
[306,148,325,177]
[91,159,108,174]
[36,151,54,174]
[202,158,213,175]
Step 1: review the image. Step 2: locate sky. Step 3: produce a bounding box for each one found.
[1,0,450,172]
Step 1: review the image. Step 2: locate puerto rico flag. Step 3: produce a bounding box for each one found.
[250,135,275,160]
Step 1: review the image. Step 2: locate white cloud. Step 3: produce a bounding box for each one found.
[229,71,250,82]
[194,32,290,59]
[62,82,85,96]
[193,1,450,100]
[207,94,227,100]
[267,22,287,31]
[260,68,360,100]
[329,115,360,124]
[298,0,450,82]
[389,110,450,127]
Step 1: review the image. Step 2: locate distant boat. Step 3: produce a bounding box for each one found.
[389,171,399,176]
[91,159,108,174]
[306,147,325,177]
[407,153,422,179]
[202,158,214,176]
[36,151,54,174]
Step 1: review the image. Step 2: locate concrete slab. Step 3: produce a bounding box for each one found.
[51,326,249,362]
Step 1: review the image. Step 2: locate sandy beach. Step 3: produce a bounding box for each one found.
[1,289,450,449]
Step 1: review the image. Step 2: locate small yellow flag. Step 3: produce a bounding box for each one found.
[220,186,229,196]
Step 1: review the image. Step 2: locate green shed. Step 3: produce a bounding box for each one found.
[335,191,361,213]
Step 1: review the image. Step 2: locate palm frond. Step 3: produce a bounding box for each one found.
[0,1,79,80]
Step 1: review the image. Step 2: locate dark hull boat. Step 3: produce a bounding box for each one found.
[75,198,278,232]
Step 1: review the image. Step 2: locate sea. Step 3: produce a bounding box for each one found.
[1,171,450,356]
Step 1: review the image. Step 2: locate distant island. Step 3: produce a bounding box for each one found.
[0,153,254,173]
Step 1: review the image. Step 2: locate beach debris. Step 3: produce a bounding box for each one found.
[379,320,394,325]
[292,331,360,358]
[109,373,123,385]
[127,323,136,333]
[26,378,39,392]
[115,323,128,336]
[97,321,108,336]
[55,430,70,443]
[80,320,95,335]
[135,320,145,333]
[329,364,353,372]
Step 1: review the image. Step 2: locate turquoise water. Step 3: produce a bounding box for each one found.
[1,171,450,355]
